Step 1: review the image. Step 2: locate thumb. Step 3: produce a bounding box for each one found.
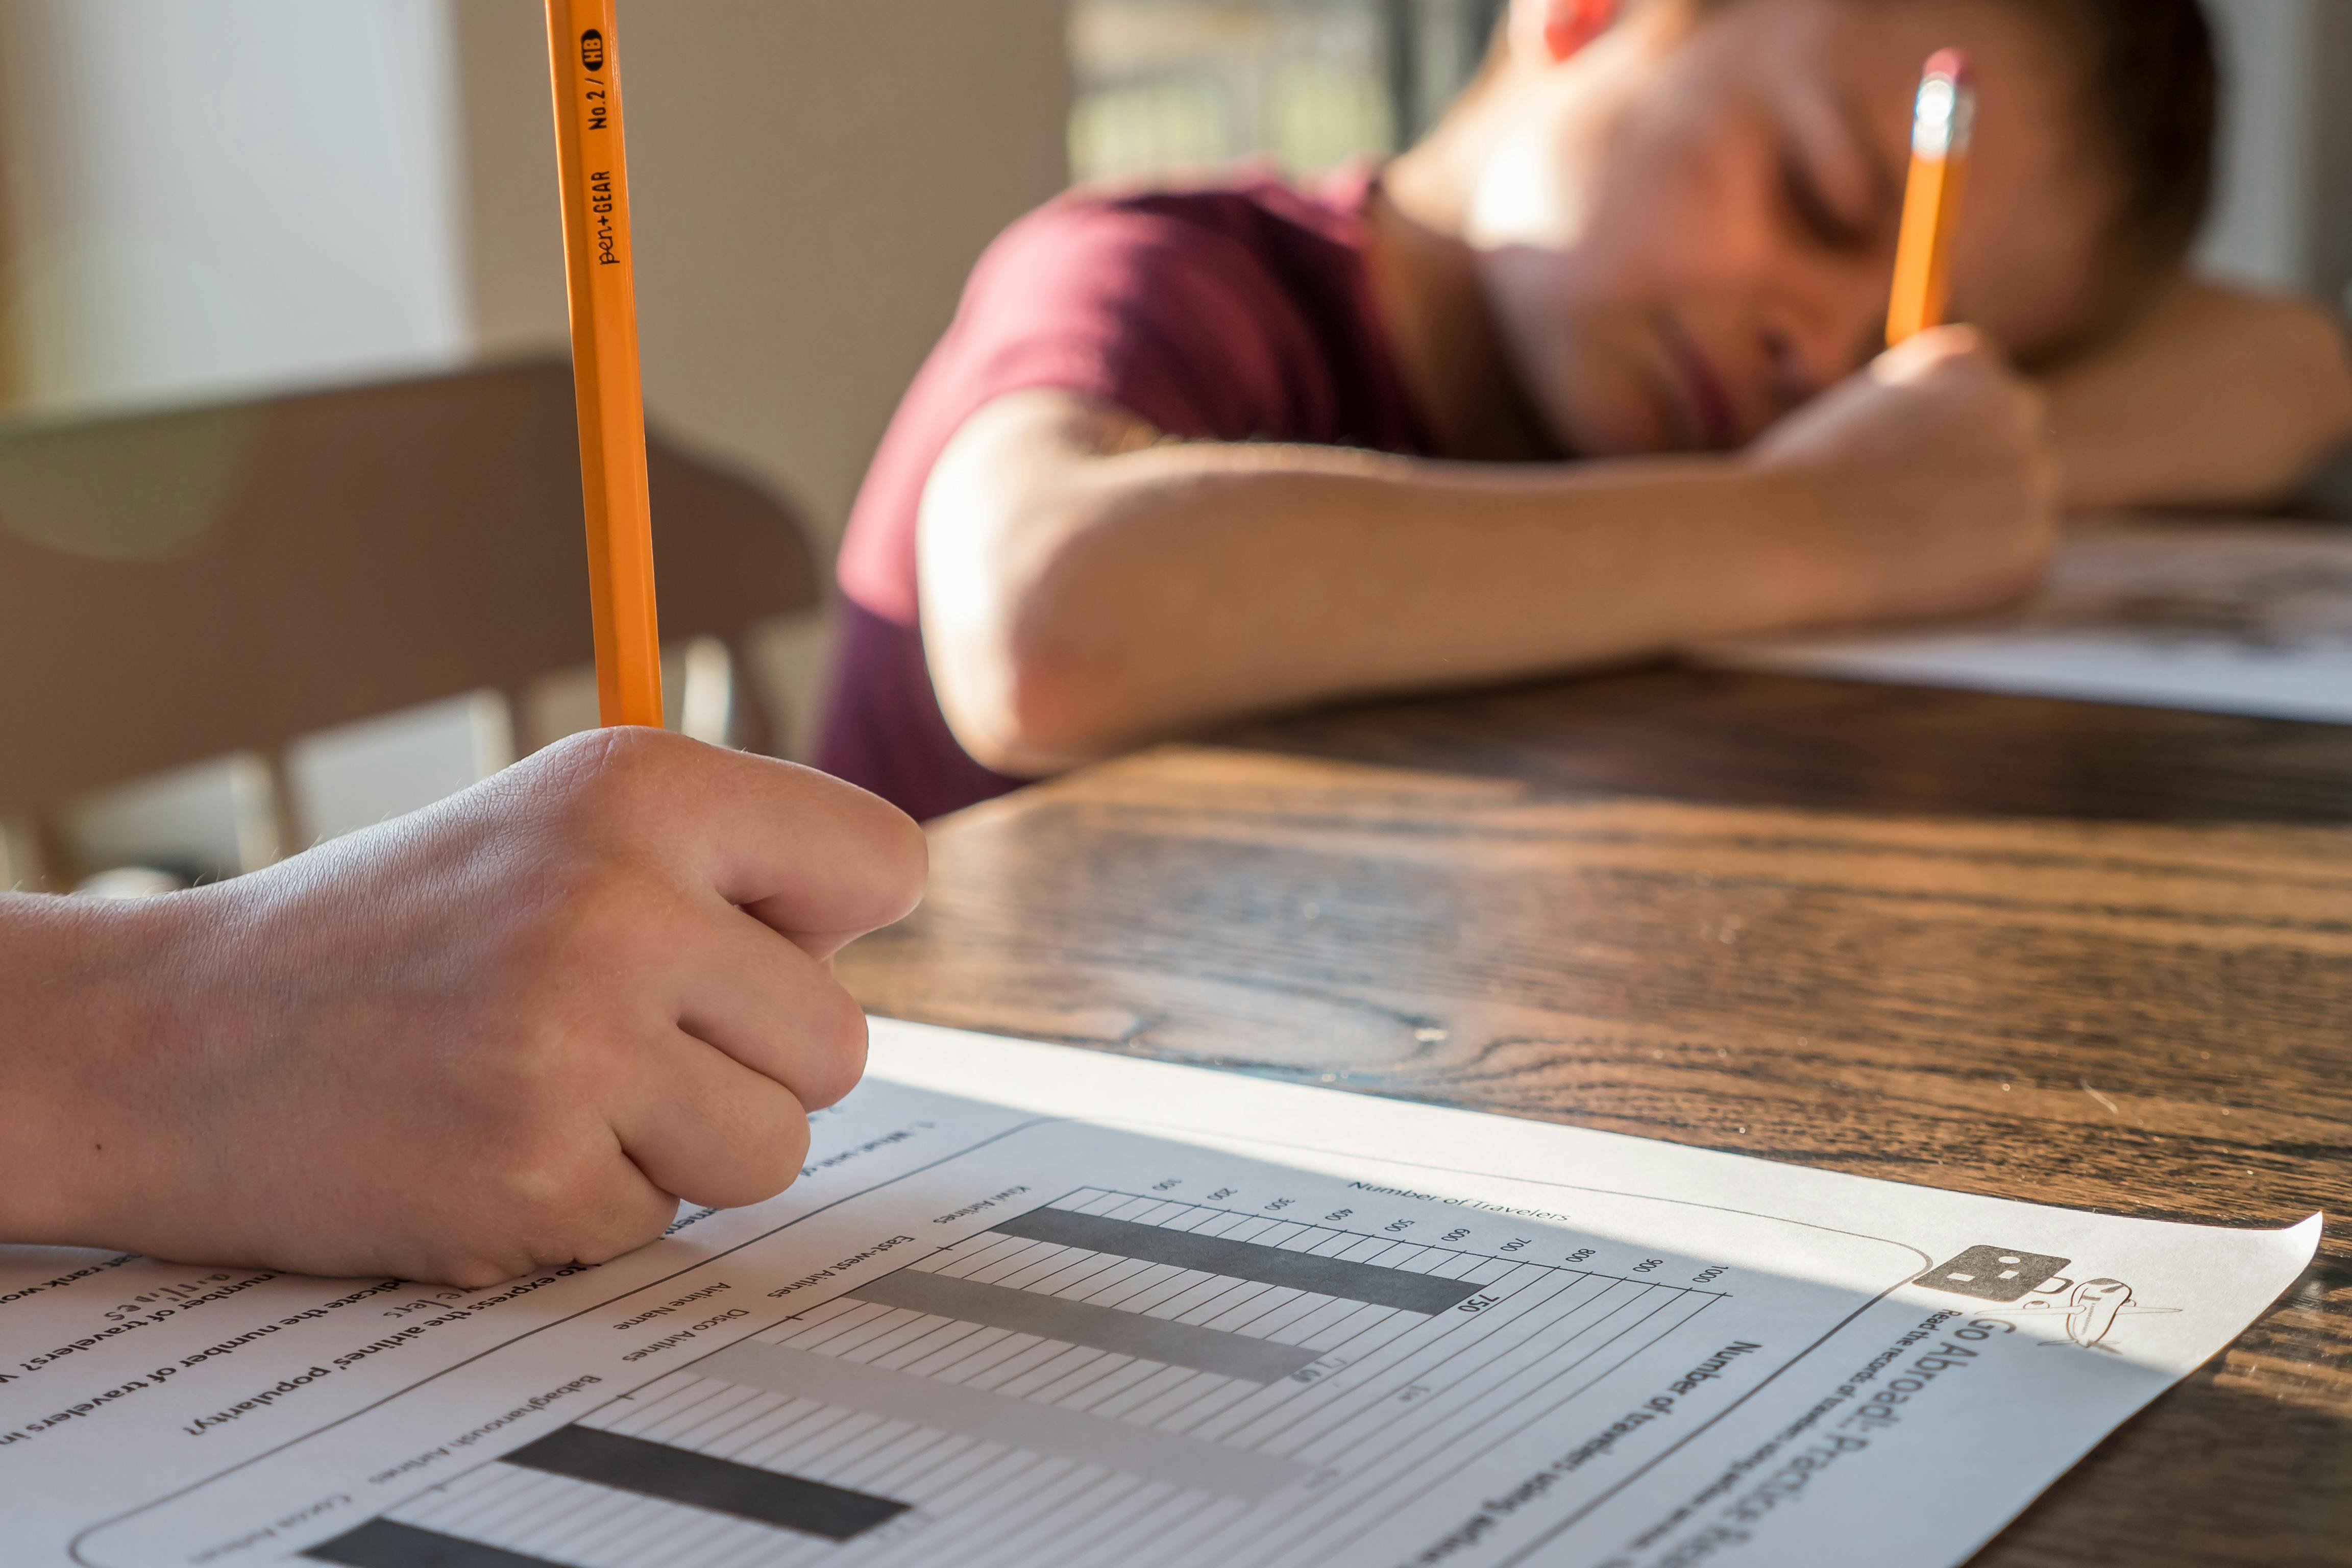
[654,739,928,947]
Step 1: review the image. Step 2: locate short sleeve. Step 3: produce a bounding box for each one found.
[835,192,1334,623]
[938,195,1331,443]
[818,175,1416,818]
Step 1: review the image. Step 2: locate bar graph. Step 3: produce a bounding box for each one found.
[305,1187,1725,1568]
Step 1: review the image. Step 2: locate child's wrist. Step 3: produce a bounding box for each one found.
[1719,458,1888,629]
[0,895,179,1246]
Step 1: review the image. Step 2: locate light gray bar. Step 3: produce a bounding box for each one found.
[696,1340,1303,1500]
[846,1269,1320,1384]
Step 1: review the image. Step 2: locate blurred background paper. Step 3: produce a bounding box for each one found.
[1697,520,2352,723]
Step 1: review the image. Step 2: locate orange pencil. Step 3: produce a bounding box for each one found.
[1886,48,1976,347]
[546,0,664,728]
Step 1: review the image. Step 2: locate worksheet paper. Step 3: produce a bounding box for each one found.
[0,1022,2317,1568]
[1696,519,2352,722]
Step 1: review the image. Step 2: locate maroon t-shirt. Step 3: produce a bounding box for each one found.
[821,167,1431,820]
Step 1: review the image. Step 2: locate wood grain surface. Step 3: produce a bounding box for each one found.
[840,667,2352,1567]
[1218,664,2352,824]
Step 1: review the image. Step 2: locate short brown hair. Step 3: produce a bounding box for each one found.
[1471,0,2219,281]
[1717,0,2221,276]
[2033,0,2218,275]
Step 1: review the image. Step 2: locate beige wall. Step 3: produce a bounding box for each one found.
[453,1,1074,557]
[0,0,468,414]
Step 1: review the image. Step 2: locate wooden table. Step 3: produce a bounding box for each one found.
[839,665,2352,1567]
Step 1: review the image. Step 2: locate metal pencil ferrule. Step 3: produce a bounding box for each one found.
[1913,71,1976,160]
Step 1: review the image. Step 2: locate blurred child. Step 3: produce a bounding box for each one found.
[822,0,2352,819]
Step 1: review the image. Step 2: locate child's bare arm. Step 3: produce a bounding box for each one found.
[2044,274,2352,513]
[0,731,925,1285]
[920,329,2054,776]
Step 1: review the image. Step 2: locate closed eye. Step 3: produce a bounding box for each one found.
[1782,148,1870,252]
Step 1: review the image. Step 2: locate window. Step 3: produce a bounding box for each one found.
[1069,0,1505,184]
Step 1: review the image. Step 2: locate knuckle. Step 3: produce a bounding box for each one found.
[869,808,930,915]
[433,1254,527,1290]
[793,984,871,1109]
[761,1113,815,1196]
[807,770,930,895]
[488,1149,584,1239]
[473,1110,615,1235]
[534,726,686,829]
[694,1097,812,1210]
[572,1187,676,1266]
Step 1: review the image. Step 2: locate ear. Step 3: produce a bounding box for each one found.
[1512,0,1622,62]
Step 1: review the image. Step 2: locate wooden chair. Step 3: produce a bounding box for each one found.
[0,361,824,881]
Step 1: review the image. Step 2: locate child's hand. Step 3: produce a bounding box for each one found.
[4,730,925,1285]
[1748,326,2061,622]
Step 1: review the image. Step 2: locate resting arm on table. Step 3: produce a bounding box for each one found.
[925,277,2352,779]
[921,328,2055,777]
[2045,274,2352,513]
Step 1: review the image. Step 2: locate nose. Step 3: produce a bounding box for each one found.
[1757,323,1817,414]
[1759,263,1893,411]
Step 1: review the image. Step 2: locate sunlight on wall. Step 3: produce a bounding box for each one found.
[0,0,469,415]
[1071,0,1395,182]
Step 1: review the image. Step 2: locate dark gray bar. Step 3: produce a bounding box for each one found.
[992,1207,1483,1314]
[500,1425,909,1541]
[848,1269,1318,1383]
[305,1520,563,1568]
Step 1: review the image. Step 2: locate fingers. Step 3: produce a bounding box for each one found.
[670,899,872,1112]
[1869,327,2050,457]
[372,730,919,1267]
[604,894,865,1213]
[608,1030,816,1212]
[534,1158,683,1273]
[414,1135,679,1287]
[692,753,928,940]
[519,730,928,946]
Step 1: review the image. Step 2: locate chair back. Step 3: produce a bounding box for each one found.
[0,361,821,821]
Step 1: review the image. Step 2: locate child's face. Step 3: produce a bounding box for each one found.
[1469,0,2118,456]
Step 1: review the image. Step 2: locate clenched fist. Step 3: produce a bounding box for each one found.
[1749,326,2061,623]
[0,729,926,1286]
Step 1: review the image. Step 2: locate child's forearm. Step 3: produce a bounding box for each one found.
[2045,276,2352,513]
[0,896,153,1246]
[920,358,2049,774]
[1041,452,1825,731]
[922,410,1828,775]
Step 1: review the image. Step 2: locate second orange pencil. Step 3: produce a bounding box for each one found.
[546,0,664,729]
[1886,48,1976,348]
